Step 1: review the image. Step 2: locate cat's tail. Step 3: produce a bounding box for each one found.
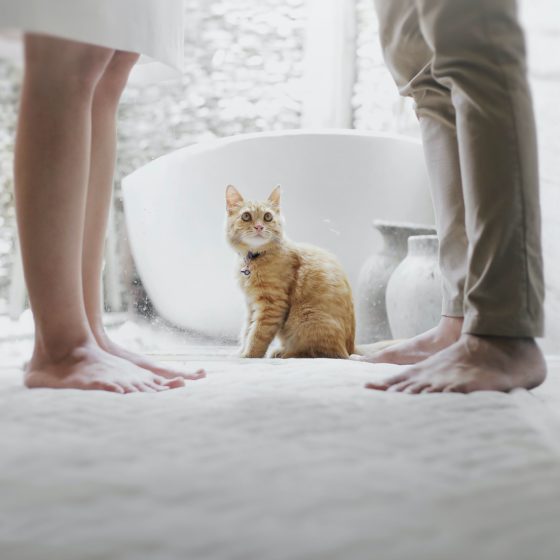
[347,309,356,356]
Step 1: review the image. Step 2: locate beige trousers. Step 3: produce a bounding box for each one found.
[374,0,544,337]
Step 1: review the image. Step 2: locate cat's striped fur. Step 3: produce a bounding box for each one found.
[226,185,355,359]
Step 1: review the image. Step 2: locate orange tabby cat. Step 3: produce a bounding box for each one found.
[225,185,355,359]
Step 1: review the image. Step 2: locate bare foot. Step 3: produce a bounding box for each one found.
[25,341,197,393]
[365,334,547,394]
[95,333,206,382]
[353,316,463,365]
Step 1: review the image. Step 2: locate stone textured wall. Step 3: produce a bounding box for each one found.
[116,0,306,184]
[0,62,19,315]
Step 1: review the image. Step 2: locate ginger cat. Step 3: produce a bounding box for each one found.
[225,185,355,359]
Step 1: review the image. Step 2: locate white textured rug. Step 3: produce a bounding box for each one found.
[1,354,560,560]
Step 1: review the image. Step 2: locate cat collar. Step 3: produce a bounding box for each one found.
[240,251,262,276]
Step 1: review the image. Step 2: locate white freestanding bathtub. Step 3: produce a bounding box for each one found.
[122,130,434,340]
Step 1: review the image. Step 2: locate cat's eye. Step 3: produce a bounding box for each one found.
[241,212,252,222]
[263,212,273,222]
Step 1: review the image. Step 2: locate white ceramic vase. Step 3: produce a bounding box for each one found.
[356,221,436,343]
[385,235,442,339]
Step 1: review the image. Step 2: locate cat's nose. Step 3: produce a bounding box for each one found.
[254,224,264,232]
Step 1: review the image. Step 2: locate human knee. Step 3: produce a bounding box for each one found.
[419,1,527,85]
[73,49,115,92]
[95,52,140,102]
[374,1,431,91]
[24,34,113,95]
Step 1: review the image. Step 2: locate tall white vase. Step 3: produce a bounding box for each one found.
[356,221,436,343]
[385,235,442,339]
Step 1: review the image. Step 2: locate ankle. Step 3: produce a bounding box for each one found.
[463,333,541,350]
[435,316,463,343]
[86,319,111,349]
[31,331,98,366]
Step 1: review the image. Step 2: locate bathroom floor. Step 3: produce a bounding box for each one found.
[1,320,560,560]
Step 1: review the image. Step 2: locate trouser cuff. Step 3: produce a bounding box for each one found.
[442,298,464,317]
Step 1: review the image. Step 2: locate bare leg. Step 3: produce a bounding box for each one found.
[82,51,204,382]
[354,316,463,364]
[15,35,193,392]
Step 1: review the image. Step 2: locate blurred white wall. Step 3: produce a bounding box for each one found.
[521,0,560,352]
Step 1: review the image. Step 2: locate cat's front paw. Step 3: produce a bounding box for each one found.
[270,349,285,359]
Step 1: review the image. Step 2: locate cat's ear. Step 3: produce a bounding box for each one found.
[268,185,281,209]
[226,185,244,214]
